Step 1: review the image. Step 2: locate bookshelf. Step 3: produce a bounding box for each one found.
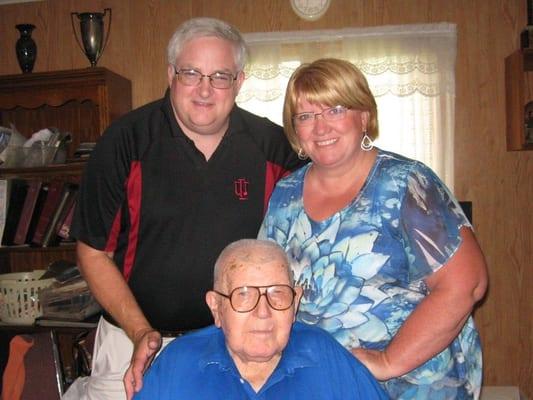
[0,68,132,273]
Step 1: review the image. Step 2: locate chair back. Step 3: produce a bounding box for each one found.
[2,331,63,400]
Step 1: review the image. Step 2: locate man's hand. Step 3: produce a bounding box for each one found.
[124,328,162,400]
[351,347,394,381]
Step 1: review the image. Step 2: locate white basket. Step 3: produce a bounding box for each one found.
[0,270,55,325]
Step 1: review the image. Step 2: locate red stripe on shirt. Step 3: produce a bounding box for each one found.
[123,161,142,281]
[104,208,122,252]
[264,161,290,213]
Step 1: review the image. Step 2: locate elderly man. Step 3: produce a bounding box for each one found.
[133,239,388,399]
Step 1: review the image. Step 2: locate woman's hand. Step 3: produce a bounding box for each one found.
[352,227,488,380]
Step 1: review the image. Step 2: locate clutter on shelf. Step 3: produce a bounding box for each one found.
[0,124,72,168]
[39,260,101,321]
[71,141,96,160]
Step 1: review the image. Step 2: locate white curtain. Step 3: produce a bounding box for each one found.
[238,23,456,188]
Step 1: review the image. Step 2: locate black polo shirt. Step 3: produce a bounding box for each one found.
[71,91,304,331]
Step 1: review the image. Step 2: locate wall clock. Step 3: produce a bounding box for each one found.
[290,0,331,21]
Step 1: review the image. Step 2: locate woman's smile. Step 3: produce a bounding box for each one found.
[315,138,339,146]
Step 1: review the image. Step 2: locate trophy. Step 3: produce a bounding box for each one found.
[71,8,112,67]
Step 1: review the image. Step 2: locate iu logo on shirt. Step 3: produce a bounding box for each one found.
[234,178,249,201]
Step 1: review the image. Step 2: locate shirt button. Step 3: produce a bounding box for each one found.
[240,378,244,384]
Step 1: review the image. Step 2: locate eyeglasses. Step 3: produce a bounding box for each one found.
[213,285,296,313]
[292,105,349,127]
[173,66,237,89]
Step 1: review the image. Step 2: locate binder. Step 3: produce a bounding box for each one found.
[41,183,78,247]
[13,180,43,245]
[1,179,29,246]
[31,180,64,246]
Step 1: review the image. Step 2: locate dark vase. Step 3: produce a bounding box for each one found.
[15,24,37,73]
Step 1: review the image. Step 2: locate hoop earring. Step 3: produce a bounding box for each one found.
[297,148,308,160]
[360,131,374,151]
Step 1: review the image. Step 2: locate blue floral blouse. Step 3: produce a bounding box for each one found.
[259,149,482,400]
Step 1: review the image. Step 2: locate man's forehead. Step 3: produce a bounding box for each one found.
[226,249,279,268]
[221,249,288,285]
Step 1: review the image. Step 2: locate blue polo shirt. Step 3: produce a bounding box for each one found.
[134,322,389,399]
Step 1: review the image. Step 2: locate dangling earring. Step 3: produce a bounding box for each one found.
[297,148,308,160]
[360,131,374,151]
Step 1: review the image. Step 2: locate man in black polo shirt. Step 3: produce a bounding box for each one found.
[63,17,303,400]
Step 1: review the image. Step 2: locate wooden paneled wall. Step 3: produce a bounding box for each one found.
[1,0,531,396]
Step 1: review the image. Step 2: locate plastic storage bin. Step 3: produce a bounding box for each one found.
[0,270,55,324]
[1,145,59,168]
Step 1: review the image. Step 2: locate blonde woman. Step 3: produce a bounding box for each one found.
[259,58,488,399]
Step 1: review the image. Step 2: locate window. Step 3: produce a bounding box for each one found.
[238,24,456,188]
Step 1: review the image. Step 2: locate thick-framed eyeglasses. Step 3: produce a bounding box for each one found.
[173,66,237,89]
[292,105,350,127]
[213,285,296,313]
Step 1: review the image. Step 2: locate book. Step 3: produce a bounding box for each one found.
[0,179,8,244]
[31,180,64,246]
[13,180,43,245]
[1,179,29,246]
[57,194,77,241]
[41,183,78,247]
[25,183,49,244]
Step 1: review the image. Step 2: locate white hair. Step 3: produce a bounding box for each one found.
[167,17,248,71]
[213,239,292,289]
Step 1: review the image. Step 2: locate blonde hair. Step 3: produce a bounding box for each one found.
[283,58,379,152]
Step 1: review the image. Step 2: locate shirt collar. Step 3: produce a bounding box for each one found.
[197,326,238,376]
[197,323,318,377]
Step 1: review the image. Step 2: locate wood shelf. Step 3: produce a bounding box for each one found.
[0,162,86,180]
[0,243,76,254]
[0,243,77,274]
[505,49,533,151]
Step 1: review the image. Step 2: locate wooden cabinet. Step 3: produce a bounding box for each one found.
[0,68,131,272]
[505,49,533,151]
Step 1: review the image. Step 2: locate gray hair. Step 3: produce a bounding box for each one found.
[213,239,292,289]
[167,17,248,71]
